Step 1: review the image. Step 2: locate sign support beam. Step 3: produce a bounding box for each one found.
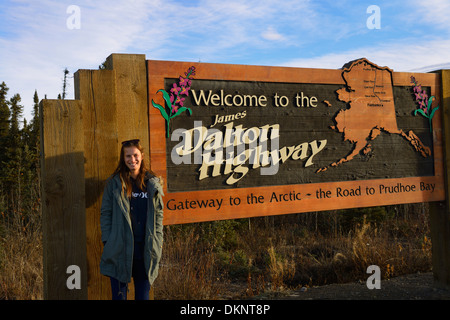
[429,70,450,289]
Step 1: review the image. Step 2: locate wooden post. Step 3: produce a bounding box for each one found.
[40,99,88,299]
[74,68,118,300]
[104,54,152,299]
[104,53,150,165]
[430,69,450,289]
[74,54,150,299]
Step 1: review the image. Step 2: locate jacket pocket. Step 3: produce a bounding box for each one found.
[101,230,124,265]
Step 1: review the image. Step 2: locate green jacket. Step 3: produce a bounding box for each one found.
[99,172,164,285]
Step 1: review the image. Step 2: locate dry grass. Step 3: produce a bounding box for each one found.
[0,210,43,300]
[154,203,432,299]
[0,203,432,300]
[153,225,230,299]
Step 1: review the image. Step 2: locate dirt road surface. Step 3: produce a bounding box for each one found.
[254,272,450,300]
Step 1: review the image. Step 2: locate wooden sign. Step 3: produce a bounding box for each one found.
[148,58,444,225]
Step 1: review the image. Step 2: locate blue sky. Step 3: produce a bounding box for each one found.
[1,0,450,121]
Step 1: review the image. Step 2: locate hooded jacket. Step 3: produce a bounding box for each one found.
[99,172,164,285]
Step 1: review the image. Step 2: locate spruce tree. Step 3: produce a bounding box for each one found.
[30,90,40,160]
[29,91,41,209]
[0,82,9,133]
[0,84,41,232]
[6,93,24,212]
[62,68,69,99]
[0,82,10,212]
[9,94,22,145]
[0,82,10,162]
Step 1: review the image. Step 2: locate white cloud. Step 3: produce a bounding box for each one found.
[411,0,450,30]
[137,0,308,61]
[261,27,286,41]
[281,39,450,72]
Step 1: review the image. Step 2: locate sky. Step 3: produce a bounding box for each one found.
[1,0,450,122]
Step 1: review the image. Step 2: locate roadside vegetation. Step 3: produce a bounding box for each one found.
[154,204,432,299]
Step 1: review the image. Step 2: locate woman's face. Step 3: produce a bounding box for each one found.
[123,146,142,177]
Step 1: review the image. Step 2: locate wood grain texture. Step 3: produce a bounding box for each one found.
[429,70,450,289]
[75,68,118,300]
[73,54,150,300]
[40,99,87,299]
[105,54,150,166]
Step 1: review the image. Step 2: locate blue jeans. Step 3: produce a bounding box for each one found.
[110,258,150,300]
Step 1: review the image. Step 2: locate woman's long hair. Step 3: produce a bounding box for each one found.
[113,139,153,198]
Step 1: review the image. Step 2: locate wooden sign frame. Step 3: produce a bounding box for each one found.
[148,60,444,225]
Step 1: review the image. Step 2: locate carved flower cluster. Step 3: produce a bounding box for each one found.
[410,76,429,111]
[151,66,196,138]
[410,75,439,132]
[169,66,196,113]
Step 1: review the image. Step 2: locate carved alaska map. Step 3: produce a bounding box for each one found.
[318,58,431,172]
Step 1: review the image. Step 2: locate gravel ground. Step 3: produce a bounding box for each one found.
[254,272,450,300]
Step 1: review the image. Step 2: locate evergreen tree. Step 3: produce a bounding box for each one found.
[0,82,10,161]
[9,93,23,146]
[0,82,41,237]
[5,93,24,212]
[30,90,40,159]
[29,91,41,206]
[0,82,10,140]
[0,82,10,212]
[32,90,39,132]
[62,68,69,99]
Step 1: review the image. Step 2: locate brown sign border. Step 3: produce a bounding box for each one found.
[147,60,444,225]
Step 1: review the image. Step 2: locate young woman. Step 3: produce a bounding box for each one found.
[99,139,164,300]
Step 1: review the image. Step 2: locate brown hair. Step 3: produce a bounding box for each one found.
[113,139,153,198]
